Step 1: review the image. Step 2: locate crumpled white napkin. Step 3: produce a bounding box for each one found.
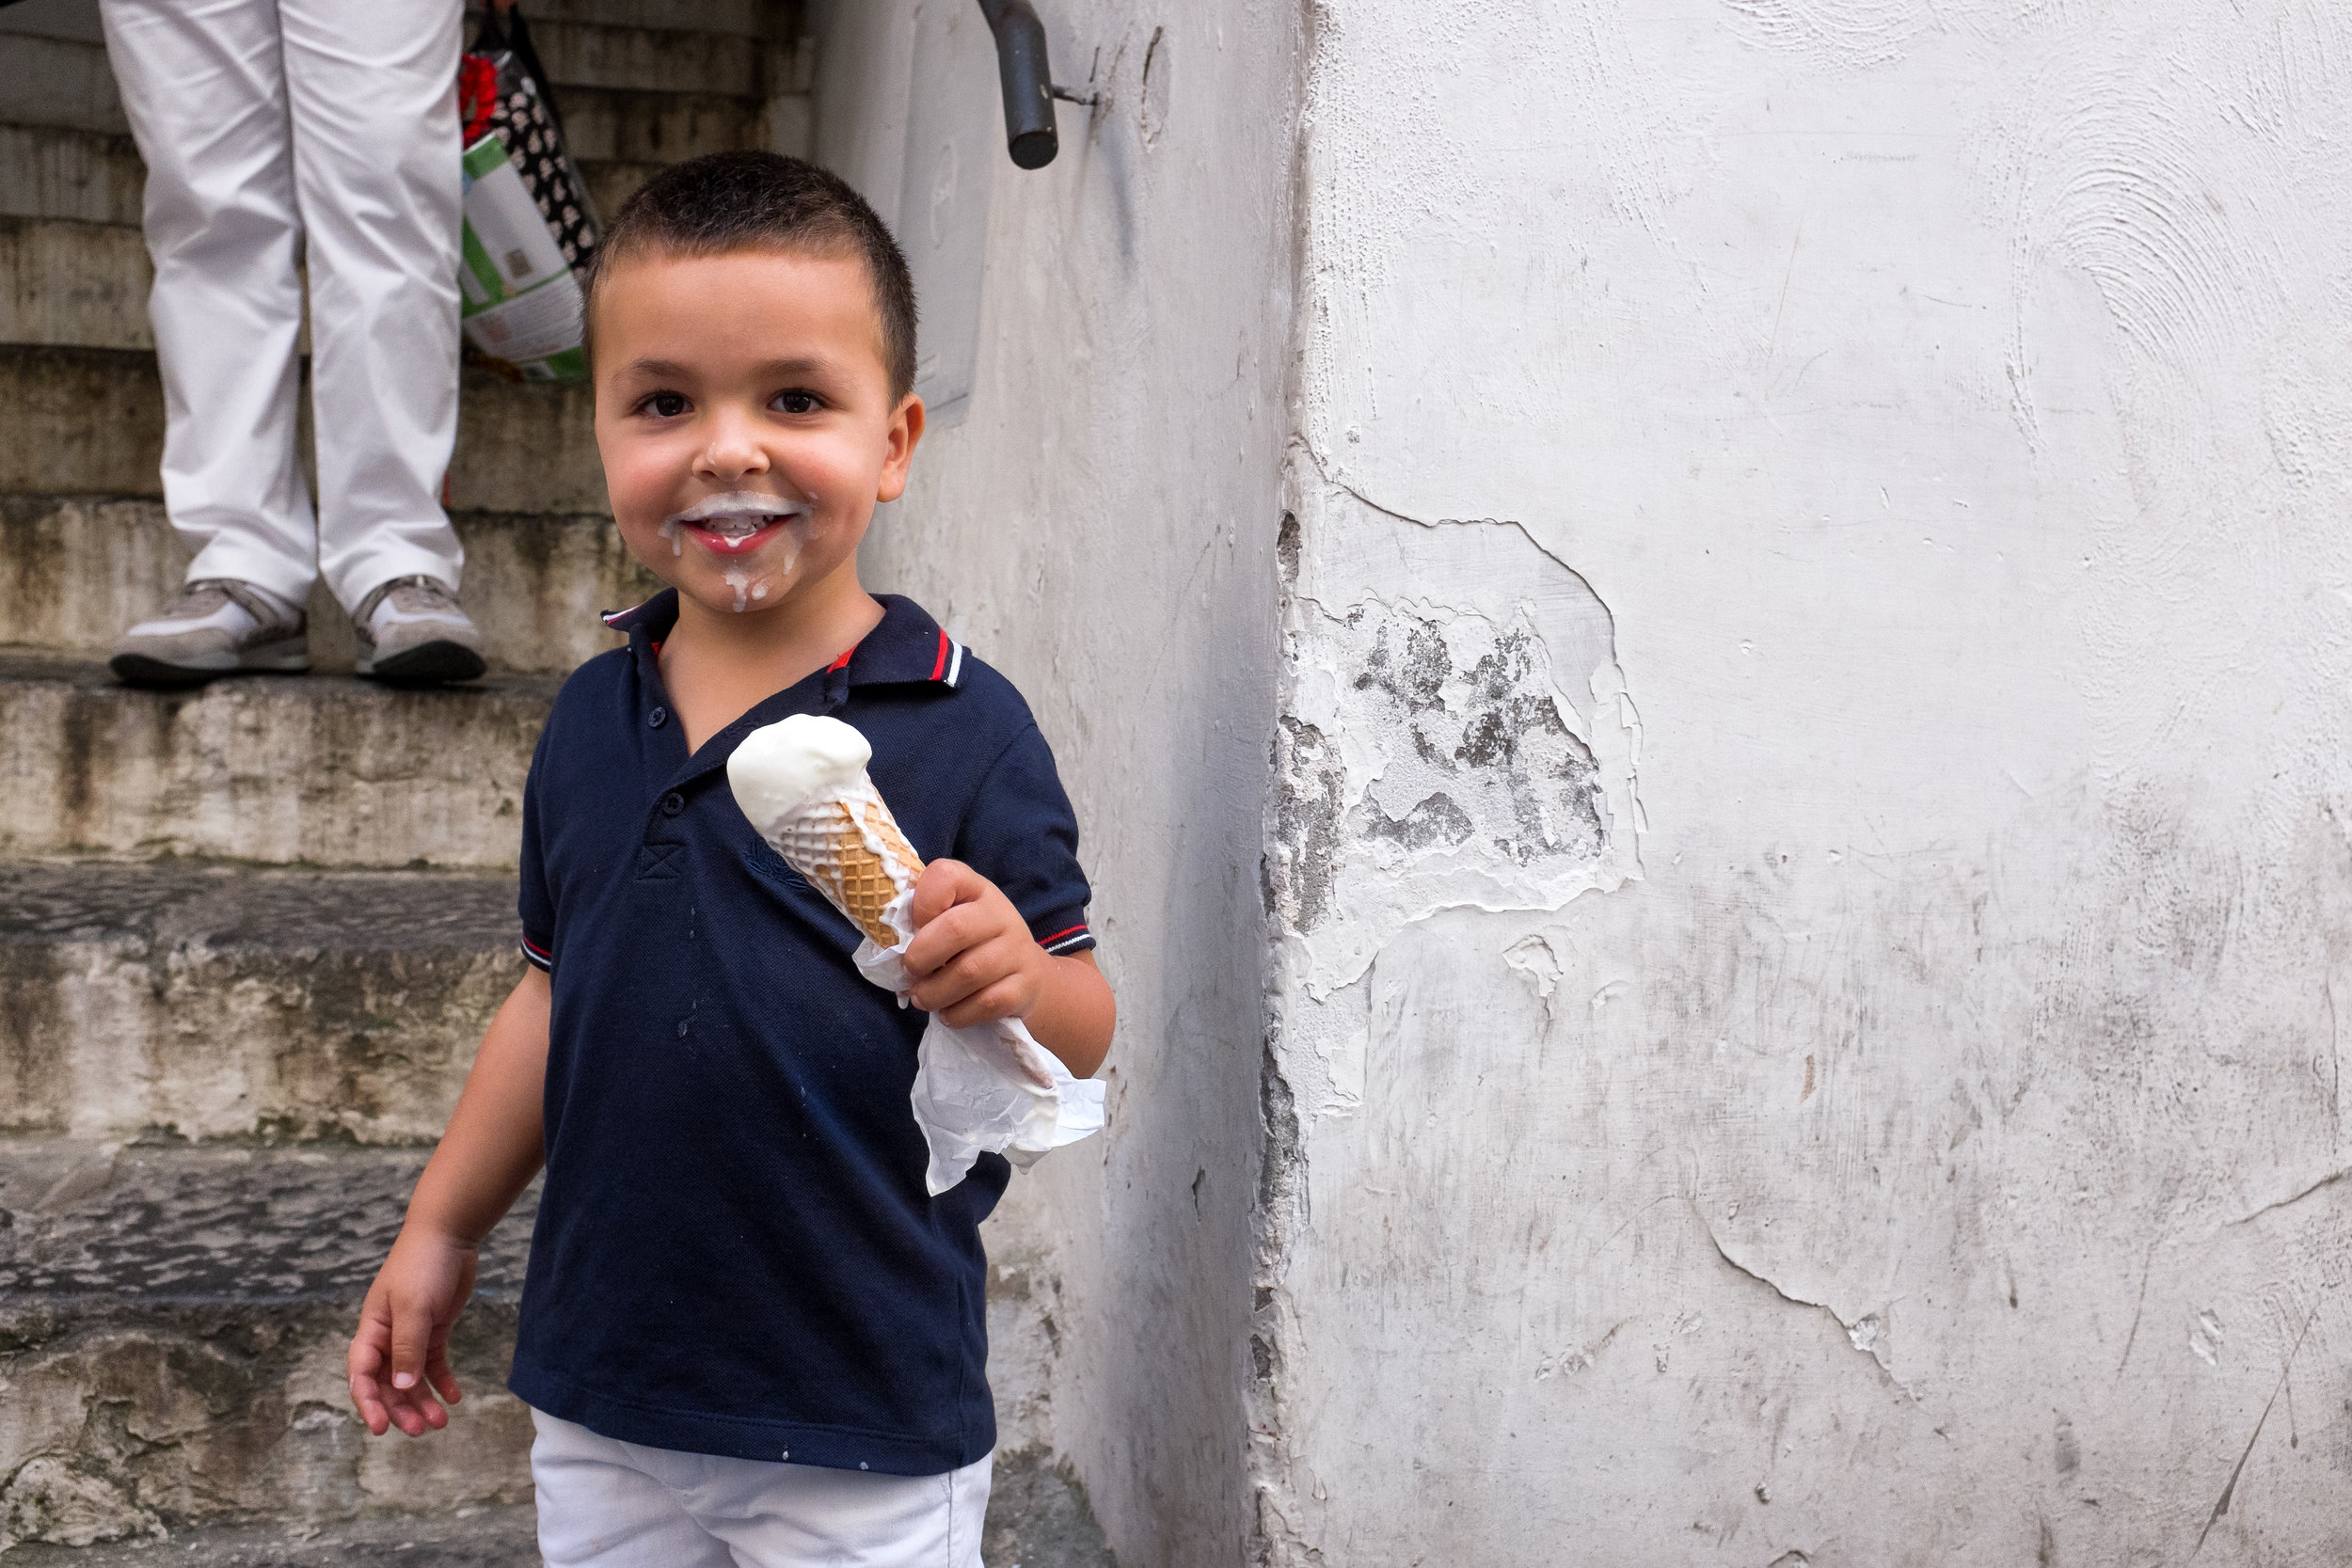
[855,888,1106,1196]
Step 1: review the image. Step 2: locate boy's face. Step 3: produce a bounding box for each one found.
[591,246,921,623]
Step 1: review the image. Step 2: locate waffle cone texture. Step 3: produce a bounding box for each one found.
[770,778,925,946]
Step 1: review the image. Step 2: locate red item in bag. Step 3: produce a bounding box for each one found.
[459,55,500,147]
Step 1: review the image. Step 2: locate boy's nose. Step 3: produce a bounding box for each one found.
[694,419,771,483]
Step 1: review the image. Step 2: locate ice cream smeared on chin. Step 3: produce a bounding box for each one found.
[659,490,817,612]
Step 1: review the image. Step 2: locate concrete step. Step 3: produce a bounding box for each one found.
[0,1136,1111,1565]
[0,121,661,239]
[0,0,104,46]
[548,86,767,165]
[0,1505,541,1565]
[0,496,653,677]
[0,36,126,135]
[0,139,818,347]
[475,0,780,40]
[0,26,806,150]
[0,1138,537,1550]
[4,344,613,515]
[0,87,774,192]
[0,860,513,1144]
[0,126,143,228]
[479,17,767,99]
[0,214,149,350]
[0,654,557,868]
[581,158,665,222]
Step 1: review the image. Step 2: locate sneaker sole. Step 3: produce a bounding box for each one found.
[358,639,488,686]
[109,643,310,688]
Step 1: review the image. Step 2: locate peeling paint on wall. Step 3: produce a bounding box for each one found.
[1251,0,2352,1563]
[1267,455,1644,1010]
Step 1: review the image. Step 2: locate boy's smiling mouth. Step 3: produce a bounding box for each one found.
[659,491,816,559]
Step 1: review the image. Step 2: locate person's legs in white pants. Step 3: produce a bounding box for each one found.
[103,0,482,684]
[101,0,318,610]
[531,1409,992,1568]
[278,0,465,612]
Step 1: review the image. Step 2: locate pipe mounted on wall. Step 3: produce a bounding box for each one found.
[977,0,1058,167]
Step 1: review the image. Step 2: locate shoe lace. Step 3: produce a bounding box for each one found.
[167,580,236,614]
[177,578,297,631]
[354,575,455,629]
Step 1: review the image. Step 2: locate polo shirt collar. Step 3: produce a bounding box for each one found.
[601,590,966,689]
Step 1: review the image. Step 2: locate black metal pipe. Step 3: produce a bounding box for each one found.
[977,0,1058,169]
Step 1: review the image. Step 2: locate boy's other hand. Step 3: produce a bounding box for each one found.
[348,1227,478,1438]
[901,859,1053,1028]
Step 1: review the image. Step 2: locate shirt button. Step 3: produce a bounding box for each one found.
[648,706,668,728]
[660,791,685,816]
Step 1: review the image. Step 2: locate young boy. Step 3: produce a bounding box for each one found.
[345,151,1116,1566]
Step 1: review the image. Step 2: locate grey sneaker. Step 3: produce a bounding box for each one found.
[353,576,487,684]
[109,579,309,687]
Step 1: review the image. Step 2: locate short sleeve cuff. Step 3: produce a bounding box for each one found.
[1034,919,1096,957]
[520,932,554,972]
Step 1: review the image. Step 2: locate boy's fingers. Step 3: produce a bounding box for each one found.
[348,1314,394,1433]
[928,940,1033,1022]
[349,1374,390,1436]
[909,928,1024,1011]
[907,860,980,931]
[383,1378,442,1438]
[901,902,987,984]
[347,1320,385,1380]
[901,911,978,982]
[941,975,1028,1031]
[388,1293,434,1391]
[424,1328,464,1405]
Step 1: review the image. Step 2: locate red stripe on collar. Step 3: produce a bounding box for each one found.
[928,628,950,681]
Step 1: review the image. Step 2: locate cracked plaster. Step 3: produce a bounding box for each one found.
[1248,0,2352,1563]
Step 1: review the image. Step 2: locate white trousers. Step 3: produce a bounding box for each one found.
[529,1410,992,1568]
[100,0,466,611]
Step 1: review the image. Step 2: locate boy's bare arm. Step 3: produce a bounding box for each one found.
[901,860,1116,1079]
[348,968,550,1438]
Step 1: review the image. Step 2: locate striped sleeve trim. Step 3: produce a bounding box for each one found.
[519,934,553,972]
[929,627,967,688]
[1039,923,1095,956]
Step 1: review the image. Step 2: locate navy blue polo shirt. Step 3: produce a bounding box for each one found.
[506,590,1096,1475]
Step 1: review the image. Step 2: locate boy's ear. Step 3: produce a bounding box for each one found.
[876,393,926,505]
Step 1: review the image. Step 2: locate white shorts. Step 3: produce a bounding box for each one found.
[529,1409,991,1568]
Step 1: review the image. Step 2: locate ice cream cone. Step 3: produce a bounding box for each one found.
[768,779,925,946]
[730,714,929,945]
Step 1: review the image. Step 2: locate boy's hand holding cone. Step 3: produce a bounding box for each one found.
[727,713,1103,1192]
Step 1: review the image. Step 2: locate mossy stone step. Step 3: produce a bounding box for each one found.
[0,860,516,1144]
[0,1139,538,1551]
[0,654,559,869]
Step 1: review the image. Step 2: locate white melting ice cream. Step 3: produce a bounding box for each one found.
[727,713,872,834]
[657,490,815,557]
[725,709,1107,1195]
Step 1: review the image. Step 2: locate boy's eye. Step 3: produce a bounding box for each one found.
[772,389,821,415]
[640,391,689,418]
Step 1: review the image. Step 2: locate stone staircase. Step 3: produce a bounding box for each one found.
[0,0,808,1556]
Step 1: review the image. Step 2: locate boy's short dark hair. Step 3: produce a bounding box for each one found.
[582,150,919,400]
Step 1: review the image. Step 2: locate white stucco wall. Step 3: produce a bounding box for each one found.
[1258,2,2352,1564]
[820,1,2352,1562]
[812,4,1297,1563]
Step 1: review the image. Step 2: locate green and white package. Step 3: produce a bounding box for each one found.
[459,133,587,383]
